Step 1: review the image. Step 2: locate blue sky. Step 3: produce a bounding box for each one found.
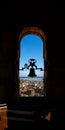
[19,34,44,78]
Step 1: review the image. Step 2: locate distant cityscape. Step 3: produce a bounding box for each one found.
[19,78,44,97]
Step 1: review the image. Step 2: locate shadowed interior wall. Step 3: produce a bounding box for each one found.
[0,3,65,104]
[0,32,19,103]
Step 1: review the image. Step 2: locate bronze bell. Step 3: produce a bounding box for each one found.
[28,68,37,77]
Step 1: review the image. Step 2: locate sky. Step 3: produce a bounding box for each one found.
[19,34,44,79]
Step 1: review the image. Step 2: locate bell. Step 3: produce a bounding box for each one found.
[28,68,37,77]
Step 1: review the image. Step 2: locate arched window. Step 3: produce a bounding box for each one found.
[18,27,47,97]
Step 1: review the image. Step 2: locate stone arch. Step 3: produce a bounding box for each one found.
[17,27,47,97]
